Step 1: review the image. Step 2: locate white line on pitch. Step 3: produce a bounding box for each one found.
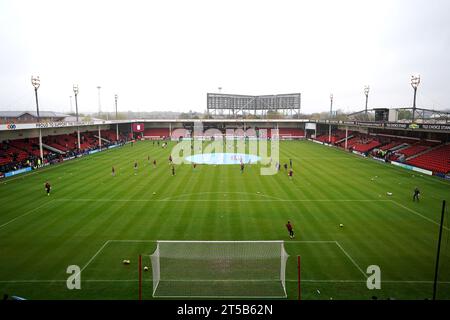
[54,198,391,203]
[106,239,336,243]
[390,200,450,231]
[79,240,111,275]
[334,241,367,278]
[0,200,54,230]
[0,279,449,284]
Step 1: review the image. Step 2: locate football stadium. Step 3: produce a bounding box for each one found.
[1,1,450,309]
[0,109,449,300]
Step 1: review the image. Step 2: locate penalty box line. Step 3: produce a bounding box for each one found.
[80,239,366,280]
[80,240,337,272]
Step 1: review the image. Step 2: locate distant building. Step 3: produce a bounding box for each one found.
[0,111,70,124]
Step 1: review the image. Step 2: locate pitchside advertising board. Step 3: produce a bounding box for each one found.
[132,123,144,132]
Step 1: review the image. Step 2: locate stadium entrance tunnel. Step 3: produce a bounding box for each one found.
[185,153,261,165]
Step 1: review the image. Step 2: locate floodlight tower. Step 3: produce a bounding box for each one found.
[364,85,370,116]
[31,75,44,161]
[97,86,102,118]
[328,93,333,143]
[411,74,420,123]
[115,94,119,140]
[73,84,81,150]
[69,95,73,114]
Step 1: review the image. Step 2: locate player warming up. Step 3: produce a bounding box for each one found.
[45,181,51,196]
[286,221,295,239]
[288,168,293,179]
[413,186,420,202]
[112,166,116,177]
[134,160,138,175]
[172,165,176,176]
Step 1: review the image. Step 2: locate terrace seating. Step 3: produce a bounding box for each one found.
[352,140,382,153]
[407,144,450,174]
[101,130,120,141]
[397,144,430,158]
[44,135,72,152]
[316,130,349,144]
[343,136,363,149]
[278,128,305,137]
[144,128,170,138]
[379,141,404,151]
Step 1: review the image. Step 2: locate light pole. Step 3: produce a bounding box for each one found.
[411,74,420,123]
[329,94,333,143]
[73,84,81,150]
[115,94,119,141]
[69,95,73,114]
[31,75,44,162]
[97,86,102,118]
[364,85,370,117]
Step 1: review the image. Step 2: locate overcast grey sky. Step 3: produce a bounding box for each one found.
[0,0,449,114]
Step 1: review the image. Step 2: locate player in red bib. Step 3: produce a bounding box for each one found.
[288,168,293,179]
[286,221,295,239]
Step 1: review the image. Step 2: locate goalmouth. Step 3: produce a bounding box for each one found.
[148,241,289,299]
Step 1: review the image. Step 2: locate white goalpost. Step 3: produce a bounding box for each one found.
[149,240,289,298]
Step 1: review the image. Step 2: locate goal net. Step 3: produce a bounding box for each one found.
[149,241,289,298]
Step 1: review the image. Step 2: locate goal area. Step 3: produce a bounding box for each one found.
[149,240,289,298]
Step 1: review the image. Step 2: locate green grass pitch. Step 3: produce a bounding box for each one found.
[0,140,449,300]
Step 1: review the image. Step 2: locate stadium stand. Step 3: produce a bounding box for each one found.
[0,129,128,174]
[379,141,404,151]
[406,144,450,174]
[352,139,382,153]
[278,128,305,138]
[144,128,171,138]
[101,130,124,142]
[396,144,430,158]
[315,130,349,144]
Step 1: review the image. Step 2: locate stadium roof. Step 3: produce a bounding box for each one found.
[0,111,69,118]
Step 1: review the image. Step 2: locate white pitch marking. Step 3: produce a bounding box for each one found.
[334,241,367,278]
[391,200,450,231]
[0,201,54,230]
